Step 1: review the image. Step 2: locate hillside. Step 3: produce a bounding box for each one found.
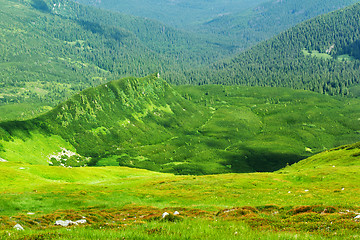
[0,0,231,107]
[184,2,360,97]
[1,75,359,175]
[0,141,359,239]
[199,0,360,49]
[74,0,360,52]
[73,0,268,29]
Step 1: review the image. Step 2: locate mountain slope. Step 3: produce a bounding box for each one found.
[199,0,360,49]
[0,0,232,106]
[1,76,359,174]
[0,74,209,167]
[73,0,268,29]
[185,2,360,97]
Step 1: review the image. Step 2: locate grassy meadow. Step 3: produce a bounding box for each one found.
[0,79,359,239]
[0,142,360,239]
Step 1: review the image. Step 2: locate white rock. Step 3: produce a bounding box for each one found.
[304,190,309,192]
[75,219,87,224]
[173,211,180,215]
[0,158,7,162]
[355,215,360,219]
[55,220,76,227]
[19,167,25,170]
[162,212,169,218]
[55,219,87,227]
[14,224,24,231]
[27,212,35,215]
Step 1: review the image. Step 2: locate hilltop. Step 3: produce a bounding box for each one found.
[1,75,359,174]
[185,2,360,97]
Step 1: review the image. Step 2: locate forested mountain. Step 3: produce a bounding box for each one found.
[0,0,232,106]
[1,75,360,174]
[199,0,360,49]
[182,2,360,97]
[75,0,360,51]
[74,0,268,29]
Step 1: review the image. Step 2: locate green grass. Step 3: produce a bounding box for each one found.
[0,142,359,238]
[0,103,51,122]
[302,49,333,60]
[1,77,360,175]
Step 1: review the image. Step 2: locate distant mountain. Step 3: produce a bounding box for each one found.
[199,0,360,49]
[73,0,268,29]
[0,0,232,106]
[1,75,359,174]
[76,0,360,52]
[185,2,360,97]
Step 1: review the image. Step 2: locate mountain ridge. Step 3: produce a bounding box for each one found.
[1,75,360,174]
[184,2,360,97]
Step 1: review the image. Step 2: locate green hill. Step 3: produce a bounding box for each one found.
[0,0,232,107]
[1,75,359,174]
[185,2,360,97]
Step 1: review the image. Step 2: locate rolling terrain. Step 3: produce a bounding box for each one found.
[199,0,360,49]
[0,0,232,107]
[0,141,359,239]
[75,0,360,51]
[1,0,360,239]
[1,75,359,175]
[184,2,360,97]
[73,0,268,29]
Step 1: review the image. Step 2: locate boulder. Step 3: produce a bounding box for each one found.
[14,224,24,231]
[162,212,169,218]
[55,219,87,227]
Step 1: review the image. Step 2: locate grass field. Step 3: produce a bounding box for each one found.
[0,142,359,239]
[0,78,359,238]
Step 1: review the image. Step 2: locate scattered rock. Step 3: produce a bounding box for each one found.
[55,219,87,227]
[173,211,180,215]
[14,224,24,231]
[75,219,87,224]
[162,212,169,218]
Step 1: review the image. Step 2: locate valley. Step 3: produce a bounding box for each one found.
[1,0,360,238]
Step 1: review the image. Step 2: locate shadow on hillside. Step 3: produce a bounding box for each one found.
[337,40,360,60]
[31,0,51,13]
[77,20,130,42]
[228,147,308,173]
